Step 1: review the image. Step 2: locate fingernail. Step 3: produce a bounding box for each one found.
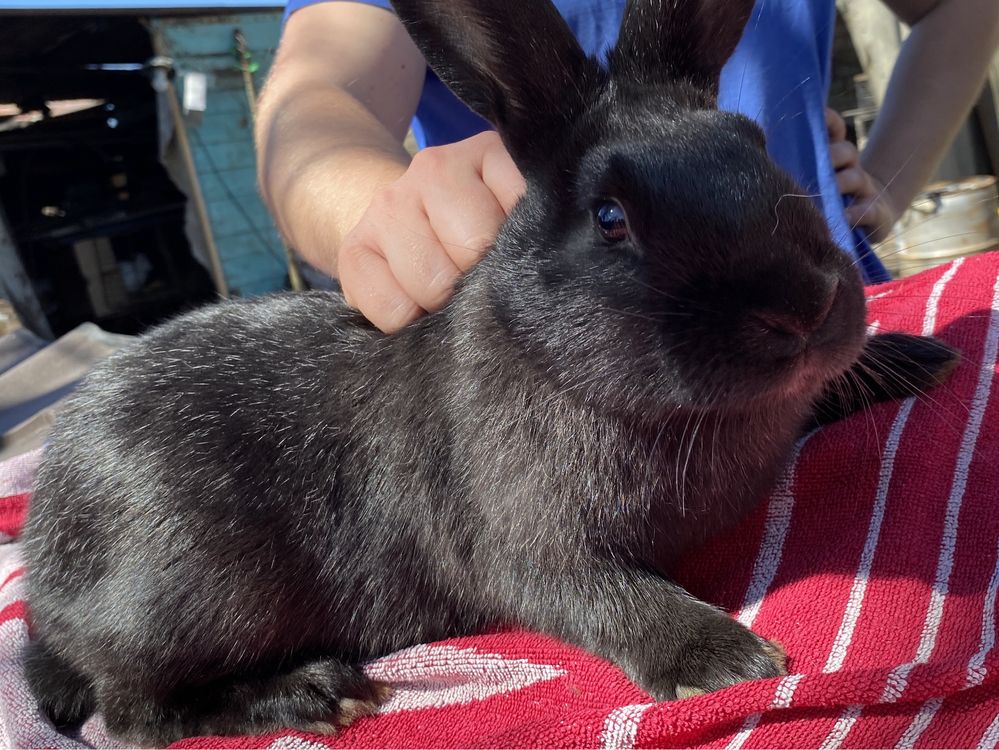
[429,268,459,293]
[391,299,421,330]
[464,235,493,254]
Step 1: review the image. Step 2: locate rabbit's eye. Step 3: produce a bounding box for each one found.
[595,200,629,243]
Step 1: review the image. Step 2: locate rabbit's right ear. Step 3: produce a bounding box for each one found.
[389,0,602,172]
[609,0,756,97]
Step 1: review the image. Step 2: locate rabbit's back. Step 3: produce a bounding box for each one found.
[22,292,477,688]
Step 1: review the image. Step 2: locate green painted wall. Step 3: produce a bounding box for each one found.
[152,12,288,297]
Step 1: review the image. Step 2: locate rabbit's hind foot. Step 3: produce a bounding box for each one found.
[100,656,390,747]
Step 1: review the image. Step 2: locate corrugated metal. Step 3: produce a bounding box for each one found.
[154,12,289,296]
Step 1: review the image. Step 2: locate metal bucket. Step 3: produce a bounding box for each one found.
[878,175,999,278]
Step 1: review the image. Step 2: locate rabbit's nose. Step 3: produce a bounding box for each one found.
[749,276,840,353]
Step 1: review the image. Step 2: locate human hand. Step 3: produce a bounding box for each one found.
[826,108,898,243]
[337,130,526,333]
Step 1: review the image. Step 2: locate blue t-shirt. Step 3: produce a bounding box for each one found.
[285,0,889,283]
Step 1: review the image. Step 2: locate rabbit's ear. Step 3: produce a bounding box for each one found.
[609,0,755,96]
[390,0,602,170]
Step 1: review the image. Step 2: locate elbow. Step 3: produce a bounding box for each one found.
[253,58,290,216]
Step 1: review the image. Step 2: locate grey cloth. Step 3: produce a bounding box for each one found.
[0,328,46,376]
[0,323,133,461]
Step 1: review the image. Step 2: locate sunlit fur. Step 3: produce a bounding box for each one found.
[20,0,955,745]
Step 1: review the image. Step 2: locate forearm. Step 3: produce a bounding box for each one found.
[256,82,410,275]
[255,2,425,278]
[862,0,999,215]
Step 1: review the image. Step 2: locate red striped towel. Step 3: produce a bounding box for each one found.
[2,252,998,749]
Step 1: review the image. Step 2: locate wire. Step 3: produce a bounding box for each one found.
[187,125,287,270]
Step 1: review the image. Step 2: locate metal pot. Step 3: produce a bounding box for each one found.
[878,175,999,278]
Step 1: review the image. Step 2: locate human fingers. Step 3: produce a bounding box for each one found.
[836,165,876,200]
[846,196,895,243]
[338,236,425,333]
[412,133,525,271]
[829,139,859,171]
[361,183,464,313]
[825,107,847,143]
[476,131,527,215]
[419,162,509,271]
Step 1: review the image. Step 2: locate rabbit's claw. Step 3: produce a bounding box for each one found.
[654,617,786,701]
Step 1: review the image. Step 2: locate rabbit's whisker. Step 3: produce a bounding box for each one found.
[773,193,821,236]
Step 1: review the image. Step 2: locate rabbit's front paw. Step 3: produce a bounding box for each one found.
[653,613,786,700]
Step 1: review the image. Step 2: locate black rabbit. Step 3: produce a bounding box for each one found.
[21,0,958,745]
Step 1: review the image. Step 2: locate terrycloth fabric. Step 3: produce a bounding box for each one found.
[2,253,998,749]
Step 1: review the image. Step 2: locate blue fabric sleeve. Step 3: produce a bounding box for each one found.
[718,1,889,282]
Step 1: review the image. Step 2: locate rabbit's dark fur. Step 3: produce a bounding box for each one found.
[21,0,958,745]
